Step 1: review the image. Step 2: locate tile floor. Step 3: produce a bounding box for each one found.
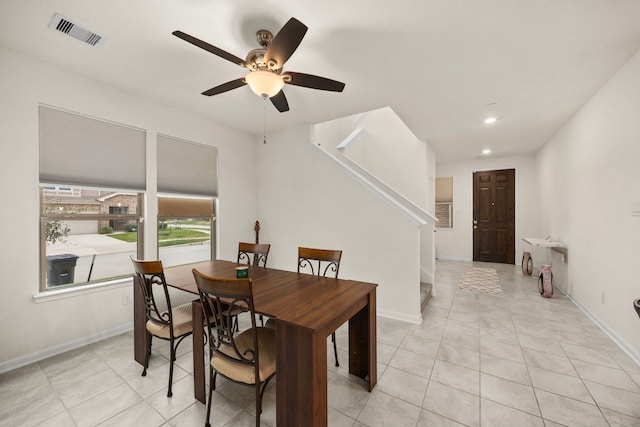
[2,260,640,426]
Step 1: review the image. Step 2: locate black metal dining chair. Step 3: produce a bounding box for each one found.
[192,269,276,427]
[131,257,194,398]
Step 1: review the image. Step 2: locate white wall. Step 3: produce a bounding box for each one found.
[536,49,640,359]
[314,107,437,286]
[316,107,430,210]
[254,125,423,323]
[420,142,437,285]
[435,156,542,262]
[0,47,257,368]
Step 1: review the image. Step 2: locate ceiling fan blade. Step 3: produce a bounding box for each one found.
[201,78,247,96]
[282,72,345,92]
[270,90,290,112]
[264,18,308,70]
[172,30,248,68]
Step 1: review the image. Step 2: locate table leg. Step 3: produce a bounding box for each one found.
[192,299,206,403]
[133,276,148,365]
[275,322,327,426]
[349,291,377,391]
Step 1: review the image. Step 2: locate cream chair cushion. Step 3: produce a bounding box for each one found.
[146,303,193,338]
[212,326,276,384]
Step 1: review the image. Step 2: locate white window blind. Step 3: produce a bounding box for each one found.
[39,105,146,190]
[157,134,218,197]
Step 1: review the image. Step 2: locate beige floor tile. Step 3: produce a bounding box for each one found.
[561,343,620,369]
[522,347,577,376]
[327,370,372,419]
[584,380,640,419]
[437,343,480,371]
[0,389,66,427]
[56,367,125,407]
[430,359,480,395]
[481,373,540,416]
[479,326,519,346]
[388,348,435,379]
[481,338,525,364]
[97,401,166,427]
[528,366,593,404]
[516,333,565,356]
[600,407,640,427]
[441,329,480,353]
[480,354,531,386]
[422,381,479,427]
[357,390,421,426]
[34,411,77,427]
[572,359,640,393]
[445,317,481,336]
[377,342,399,365]
[376,366,428,406]
[69,383,142,427]
[480,398,545,427]
[536,389,609,427]
[416,409,466,426]
[146,375,199,419]
[327,408,357,427]
[400,333,441,359]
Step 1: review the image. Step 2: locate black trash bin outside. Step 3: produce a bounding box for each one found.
[46,254,79,287]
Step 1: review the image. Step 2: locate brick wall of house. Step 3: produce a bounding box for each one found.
[43,191,138,232]
[435,202,452,228]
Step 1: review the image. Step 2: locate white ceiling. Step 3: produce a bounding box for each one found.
[2,0,640,164]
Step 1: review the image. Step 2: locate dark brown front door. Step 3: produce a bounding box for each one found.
[473,169,515,264]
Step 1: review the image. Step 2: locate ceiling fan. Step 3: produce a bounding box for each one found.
[172,17,345,112]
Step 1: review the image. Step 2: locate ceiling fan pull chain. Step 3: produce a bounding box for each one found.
[263,95,267,144]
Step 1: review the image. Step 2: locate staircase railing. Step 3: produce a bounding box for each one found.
[310,141,437,226]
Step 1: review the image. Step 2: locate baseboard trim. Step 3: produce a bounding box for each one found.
[436,255,472,262]
[377,308,422,324]
[555,285,640,368]
[0,322,133,374]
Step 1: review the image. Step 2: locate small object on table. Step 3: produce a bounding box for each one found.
[236,265,249,278]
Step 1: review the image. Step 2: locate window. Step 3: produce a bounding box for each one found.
[39,105,146,291]
[435,177,454,228]
[158,196,215,268]
[40,186,143,290]
[156,134,218,268]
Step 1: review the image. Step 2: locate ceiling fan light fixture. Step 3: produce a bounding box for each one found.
[245,70,284,98]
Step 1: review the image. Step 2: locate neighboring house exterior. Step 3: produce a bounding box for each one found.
[43,186,138,232]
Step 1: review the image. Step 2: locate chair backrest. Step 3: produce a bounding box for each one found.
[297,247,342,278]
[237,242,271,267]
[131,257,174,333]
[192,269,260,367]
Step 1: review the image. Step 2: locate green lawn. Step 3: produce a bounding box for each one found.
[108,228,210,247]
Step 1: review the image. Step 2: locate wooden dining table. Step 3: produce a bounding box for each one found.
[133,259,377,426]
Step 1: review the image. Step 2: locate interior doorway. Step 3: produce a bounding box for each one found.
[473,169,515,264]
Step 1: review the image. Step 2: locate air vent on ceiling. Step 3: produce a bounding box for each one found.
[48,13,104,47]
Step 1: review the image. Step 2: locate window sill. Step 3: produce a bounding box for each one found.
[33,278,131,304]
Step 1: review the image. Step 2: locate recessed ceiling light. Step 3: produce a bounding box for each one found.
[484,117,497,124]
[482,149,491,155]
